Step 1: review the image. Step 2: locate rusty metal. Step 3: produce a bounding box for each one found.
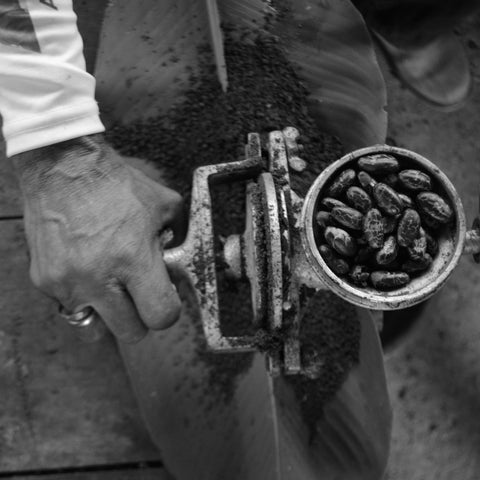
[68,130,480,377]
[163,129,309,375]
[164,138,479,372]
[163,137,264,354]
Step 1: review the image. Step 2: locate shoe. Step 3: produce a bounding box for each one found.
[373,30,472,111]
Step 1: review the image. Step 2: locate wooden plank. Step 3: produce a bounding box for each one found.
[4,467,171,480]
[0,220,161,472]
[94,0,212,124]
[0,145,22,218]
[73,0,110,75]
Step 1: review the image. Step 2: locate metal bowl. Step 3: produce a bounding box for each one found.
[300,145,467,310]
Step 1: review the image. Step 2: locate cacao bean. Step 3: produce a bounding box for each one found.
[402,254,433,273]
[349,265,370,287]
[422,214,442,231]
[319,244,350,276]
[346,186,372,213]
[358,154,399,174]
[417,191,453,224]
[373,183,404,216]
[397,208,421,247]
[331,206,364,230]
[375,235,399,265]
[398,193,414,209]
[358,171,377,194]
[315,211,332,228]
[408,229,427,260]
[363,208,384,249]
[425,230,439,256]
[321,197,348,211]
[383,215,398,234]
[325,226,357,257]
[326,169,356,198]
[383,173,399,187]
[371,271,410,290]
[398,169,432,191]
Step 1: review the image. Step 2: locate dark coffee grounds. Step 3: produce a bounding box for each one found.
[106,31,360,422]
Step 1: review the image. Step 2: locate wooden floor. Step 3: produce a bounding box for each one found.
[0,193,168,476]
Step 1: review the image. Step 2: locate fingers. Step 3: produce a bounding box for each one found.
[126,251,182,331]
[154,185,187,247]
[91,283,148,344]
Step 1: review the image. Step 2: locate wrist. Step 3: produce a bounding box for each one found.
[12,134,115,197]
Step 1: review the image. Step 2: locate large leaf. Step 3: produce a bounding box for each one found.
[206,0,228,92]
[94,0,220,123]
[220,0,388,150]
[271,306,391,479]
[100,1,391,478]
[120,282,391,479]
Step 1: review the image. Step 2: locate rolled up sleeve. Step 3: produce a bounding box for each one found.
[0,0,104,157]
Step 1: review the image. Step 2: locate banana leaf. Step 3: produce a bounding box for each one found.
[220,0,388,150]
[119,284,391,479]
[96,0,392,478]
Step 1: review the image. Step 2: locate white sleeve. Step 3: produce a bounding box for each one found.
[0,0,105,157]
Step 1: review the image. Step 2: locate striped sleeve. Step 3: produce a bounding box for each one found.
[0,0,105,157]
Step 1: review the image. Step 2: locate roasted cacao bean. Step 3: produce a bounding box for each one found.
[397,208,421,247]
[363,208,384,249]
[370,271,410,290]
[373,183,404,216]
[408,229,427,260]
[331,206,364,230]
[315,211,332,228]
[425,230,439,256]
[358,154,399,174]
[375,235,399,265]
[321,197,348,211]
[383,173,399,187]
[398,193,414,209]
[357,171,377,194]
[346,186,372,213]
[326,169,356,198]
[349,265,370,287]
[383,215,398,234]
[325,226,358,257]
[417,192,453,224]
[422,214,442,231]
[398,169,432,191]
[319,244,350,275]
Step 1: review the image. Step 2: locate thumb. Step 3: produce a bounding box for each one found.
[126,249,182,330]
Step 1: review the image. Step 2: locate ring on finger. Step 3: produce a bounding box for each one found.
[58,305,107,342]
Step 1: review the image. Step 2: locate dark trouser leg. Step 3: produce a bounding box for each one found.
[353,0,480,48]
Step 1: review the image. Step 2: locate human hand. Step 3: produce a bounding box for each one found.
[12,134,184,343]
